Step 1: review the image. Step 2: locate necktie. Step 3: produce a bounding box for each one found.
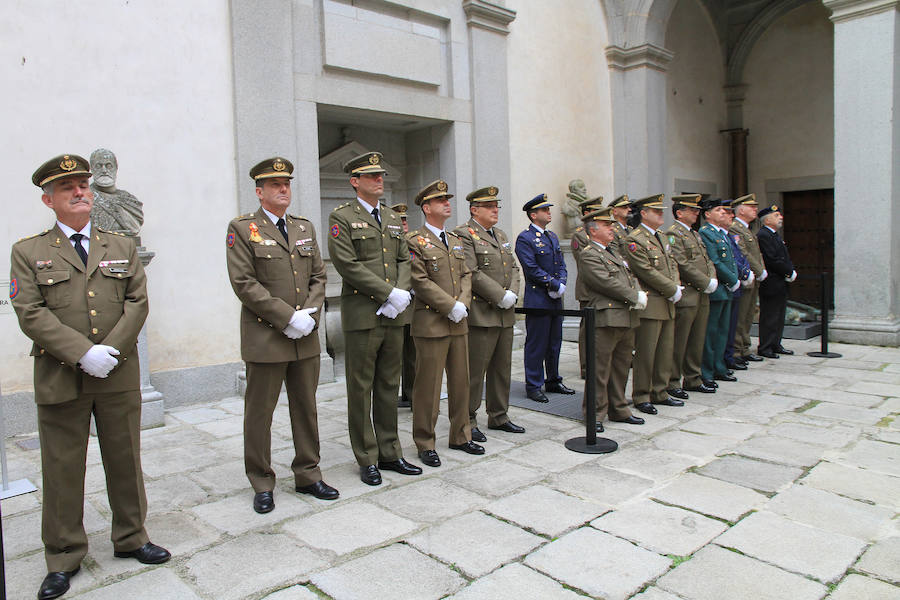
[371,208,380,226]
[276,218,288,243]
[654,231,664,248]
[439,231,448,248]
[488,229,496,241]
[70,233,88,265]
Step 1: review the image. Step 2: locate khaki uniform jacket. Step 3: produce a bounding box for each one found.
[226,210,325,362]
[571,226,591,302]
[730,219,764,277]
[608,222,630,255]
[327,200,410,331]
[665,222,715,308]
[407,227,472,338]
[452,219,520,328]
[625,225,680,320]
[10,224,148,404]
[578,243,641,328]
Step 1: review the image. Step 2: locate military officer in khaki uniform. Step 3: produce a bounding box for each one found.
[729,193,767,363]
[11,155,170,600]
[226,157,338,513]
[577,207,648,431]
[625,195,684,415]
[391,203,416,408]
[407,180,481,467]
[608,194,631,254]
[327,152,421,486]
[665,194,718,397]
[453,186,524,442]
[571,196,605,378]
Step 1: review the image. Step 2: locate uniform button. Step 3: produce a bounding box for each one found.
[291,255,295,259]
[91,327,98,334]
[88,291,95,297]
[118,274,123,278]
[266,254,272,258]
[384,263,388,267]
[296,288,300,293]
[370,295,374,299]
[385,278,389,282]
[296,305,301,309]
[425,305,430,309]
[47,278,54,284]
[40,349,45,355]
[90,309,97,316]
[383,248,388,252]
[354,290,358,294]
[257,317,262,322]
[293,270,298,275]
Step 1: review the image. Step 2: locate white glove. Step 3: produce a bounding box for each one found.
[669,285,684,304]
[283,307,317,339]
[741,270,755,288]
[787,270,797,282]
[634,290,648,310]
[704,278,718,294]
[498,290,517,309]
[376,301,400,319]
[79,344,120,378]
[448,301,468,323]
[729,280,741,292]
[387,288,411,312]
[759,269,768,282]
[557,283,566,296]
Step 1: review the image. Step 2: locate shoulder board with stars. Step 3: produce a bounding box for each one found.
[289,214,307,221]
[97,227,126,236]
[237,212,255,220]
[334,202,351,211]
[17,229,49,242]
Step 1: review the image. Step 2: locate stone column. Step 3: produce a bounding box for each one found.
[825,0,900,345]
[725,128,749,198]
[137,248,164,428]
[606,44,674,198]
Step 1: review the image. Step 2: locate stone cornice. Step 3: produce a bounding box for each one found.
[824,0,899,22]
[605,44,675,72]
[463,0,516,34]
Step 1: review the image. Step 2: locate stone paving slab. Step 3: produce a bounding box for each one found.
[406,511,544,578]
[852,381,900,397]
[446,562,587,600]
[776,385,886,408]
[260,585,320,599]
[679,416,761,440]
[194,414,246,438]
[856,536,900,583]
[710,395,808,425]
[803,402,889,425]
[311,544,466,600]
[766,421,859,447]
[802,461,900,508]
[631,588,686,600]
[831,439,900,477]
[524,527,671,600]
[550,461,655,505]
[827,574,900,600]
[503,438,598,472]
[650,430,738,459]
[441,456,546,497]
[484,484,607,537]
[605,414,680,436]
[714,511,867,583]
[696,455,803,493]
[650,472,766,522]
[6,552,100,600]
[190,458,250,495]
[598,444,702,483]
[191,492,313,536]
[766,484,895,541]
[71,567,200,600]
[282,501,417,555]
[657,544,827,600]
[733,435,825,467]
[169,406,232,424]
[369,478,487,523]
[591,498,727,555]
[185,532,325,600]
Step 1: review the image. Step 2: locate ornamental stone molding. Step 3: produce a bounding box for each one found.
[824,0,899,21]
[605,43,675,72]
[463,0,516,34]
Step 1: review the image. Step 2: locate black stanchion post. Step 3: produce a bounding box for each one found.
[565,307,618,454]
[808,271,842,359]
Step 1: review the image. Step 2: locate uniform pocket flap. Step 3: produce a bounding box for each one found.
[36,270,70,286]
[253,246,282,259]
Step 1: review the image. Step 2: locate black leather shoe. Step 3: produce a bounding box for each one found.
[776,346,794,355]
[527,389,550,403]
[360,464,382,486]
[545,382,576,394]
[378,458,422,475]
[759,350,779,358]
[726,361,748,371]
[470,426,487,442]
[488,421,526,434]
[742,353,764,362]
[686,382,716,393]
[38,568,79,600]
[449,441,485,455]
[296,480,339,500]
[710,380,719,388]
[596,422,604,432]
[398,396,412,408]
[635,402,658,415]
[610,415,645,425]
[418,449,441,467]
[654,397,684,407]
[666,388,689,400]
[114,542,171,564]
[714,373,737,382]
[252,490,274,514]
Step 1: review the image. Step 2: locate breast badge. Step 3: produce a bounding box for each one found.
[248,222,263,243]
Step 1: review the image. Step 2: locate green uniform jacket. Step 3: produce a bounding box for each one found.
[729,219,764,276]
[665,222,715,308]
[226,210,325,362]
[578,243,641,328]
[10,224,148,404]
[624,225,680,319]
[327,200,410,330]
[407,227,472,338]
[452,219,520,328]
[699,224,739,301]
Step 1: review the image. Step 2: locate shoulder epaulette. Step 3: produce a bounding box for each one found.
[236,212,255,220]
[289,214,307,221]
[96,227,127,236]
[17,229,49,242]
[334,202,351,211]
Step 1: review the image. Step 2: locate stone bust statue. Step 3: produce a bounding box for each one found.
[562,178,588,236]
[89,148,144,237]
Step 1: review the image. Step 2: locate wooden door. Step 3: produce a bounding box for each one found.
[781,189,834,308]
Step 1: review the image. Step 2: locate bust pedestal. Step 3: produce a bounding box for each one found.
[137,247,165,428]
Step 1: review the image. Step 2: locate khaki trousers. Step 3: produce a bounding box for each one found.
[584,326,635,421]
[632,317,675,405]
[468,326,513,428]
[412,334,471,451]
[37,390,149,572]
[670,297,710,389]
[734,281,758,356]
[244,359,322,492]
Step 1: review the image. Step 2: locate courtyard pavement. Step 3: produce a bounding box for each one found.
[2,337,899,599]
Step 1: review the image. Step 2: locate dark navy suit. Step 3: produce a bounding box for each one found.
[757,226,794,354]
[725,233,752,365]
[515,224,567,392]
